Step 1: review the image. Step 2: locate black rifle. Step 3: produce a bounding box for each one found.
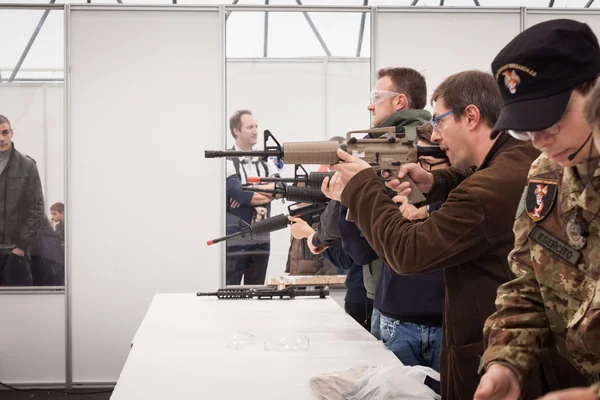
[207,202,326,246]
[196,285,329,299]
[247,165,334,189]
[243,184,329,204]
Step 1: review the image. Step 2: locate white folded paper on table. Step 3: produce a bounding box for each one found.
[309,362,441,400]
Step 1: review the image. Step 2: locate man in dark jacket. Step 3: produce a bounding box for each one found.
[323,71,587,400]
[332,67,446,394]
[0,115,44,286]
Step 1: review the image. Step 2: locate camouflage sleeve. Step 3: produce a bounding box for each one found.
[592,382,600,399]
[478,209,554,383]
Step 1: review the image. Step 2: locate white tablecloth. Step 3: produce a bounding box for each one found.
[111,293,401,400]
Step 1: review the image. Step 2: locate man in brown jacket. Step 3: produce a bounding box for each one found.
[321,70,586,399]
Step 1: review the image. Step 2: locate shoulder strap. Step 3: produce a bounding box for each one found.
[229,146,241,177]
[259,160,269,177]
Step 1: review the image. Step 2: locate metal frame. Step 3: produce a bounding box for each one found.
[525,6,600,15]
[294,0,332,56]
[219,4,227,291]
[356,0,368,57]
[64,4,71,389]
[263,0,269,57]
[370,5,377,90]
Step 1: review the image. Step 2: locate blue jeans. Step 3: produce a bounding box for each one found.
[371,308,381,340]
[380,314,442,394]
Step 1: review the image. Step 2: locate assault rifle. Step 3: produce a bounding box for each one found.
[247,165,334,189]
[196,285,329,299]
[206,202,326,246]
[242,184,329,204]
[205,128,447,204]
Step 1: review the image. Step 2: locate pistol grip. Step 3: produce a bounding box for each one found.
[400,175,426,204]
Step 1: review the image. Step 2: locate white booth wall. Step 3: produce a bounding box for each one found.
[3,4,600,387]
[68,7,224,383]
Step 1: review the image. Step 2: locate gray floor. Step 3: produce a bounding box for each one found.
[1,389,112,399]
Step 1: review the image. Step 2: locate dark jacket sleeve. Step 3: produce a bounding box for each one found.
[17,162,44,250]
[311,200,341,248]
[427,201,443,213]
[337,205,379,265]
[226,175,254,206]
[341,168,487,275]
[322,243,356,271]
[426,167,472,204]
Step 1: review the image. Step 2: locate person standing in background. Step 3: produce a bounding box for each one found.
[0,115,45,286]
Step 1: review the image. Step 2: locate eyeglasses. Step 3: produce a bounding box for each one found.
[419,158,449,171]
[430,111,453,132]
[507,124,561,141]
[370,90,401,105]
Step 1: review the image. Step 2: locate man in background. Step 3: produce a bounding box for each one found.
[50,202,65,245]
[0,115,44,286]
[225,109,280,285]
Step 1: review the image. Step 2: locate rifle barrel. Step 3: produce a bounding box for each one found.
[204,150,276,158]
[206,231,243,246]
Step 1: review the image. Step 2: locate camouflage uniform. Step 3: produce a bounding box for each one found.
[479,152,600,397]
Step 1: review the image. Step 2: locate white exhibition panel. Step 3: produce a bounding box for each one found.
[226,58,370,280]
[69,9,223,383]
[375,8,522,112]
[0,294,65,384]
[525,9,600,34]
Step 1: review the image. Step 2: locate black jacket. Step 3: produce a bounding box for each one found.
[0,145,44,251]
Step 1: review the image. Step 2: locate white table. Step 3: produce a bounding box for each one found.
[111,293,401,399]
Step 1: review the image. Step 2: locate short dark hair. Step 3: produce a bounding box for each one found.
[377,67,427,110]
[50,202,64,213]
[431,70,502,128]
[229,110,252,139]
[0,115,11,130]
[416,123,433,144]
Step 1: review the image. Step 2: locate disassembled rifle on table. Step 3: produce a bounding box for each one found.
[196,285,329,299]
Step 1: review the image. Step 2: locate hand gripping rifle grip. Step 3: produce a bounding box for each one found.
[307,172,336,188]
[400,175,426,204]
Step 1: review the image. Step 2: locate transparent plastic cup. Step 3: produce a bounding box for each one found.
[264,333,310,352]
[226,332,255,350]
